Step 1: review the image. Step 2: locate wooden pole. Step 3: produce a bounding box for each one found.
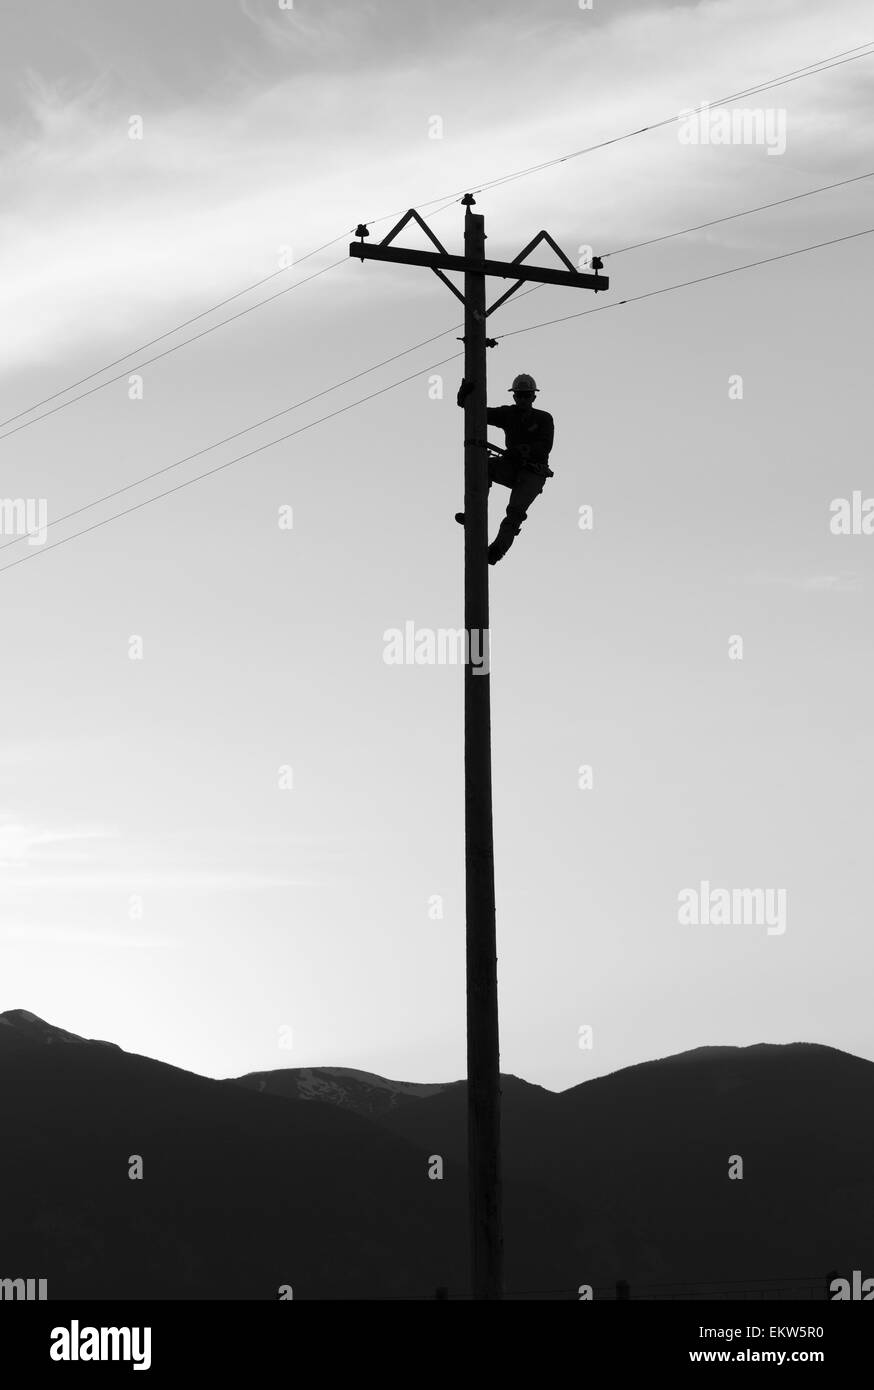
[349,197,607,1303]
[463,200,503,1300]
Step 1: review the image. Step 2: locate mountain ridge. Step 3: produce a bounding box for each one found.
[3,1007,854,1090]
[3,1010,871,1297]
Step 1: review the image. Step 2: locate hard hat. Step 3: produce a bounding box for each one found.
[509,373,537,393]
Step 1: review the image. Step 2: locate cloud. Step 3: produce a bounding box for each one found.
[799,573,862,592]
[0,923,179,948]
[2,0,872,375]
[0,871,315,891]
[0,821,118,867]
[0,813,321,888]
[746,571,862,593]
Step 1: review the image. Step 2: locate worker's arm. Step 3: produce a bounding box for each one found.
[457,379,504,416]
[542,412,555,455]
[457,379,508,432]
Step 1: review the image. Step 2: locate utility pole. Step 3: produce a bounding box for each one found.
[350,200,608,1300]
[461,197,500,1300]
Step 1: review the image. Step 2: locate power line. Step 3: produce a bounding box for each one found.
[0,350,465,575]
[6,168,865,557]
[0,257,347,444]
[357,41,874,214]
[2,222,869,577]
[496,224,874,343]
[465,39,874,198]
[442,168,874,318]
[4,157,868,450]
[7,165,861,556]
[0,235,351,434]
[600,169,874,259]
[0,323,463,555]
[3,38,871,440]
[0,205,468,440]
[0,204,476,444]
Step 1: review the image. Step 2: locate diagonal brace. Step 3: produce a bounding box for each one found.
[432,267,468,307]
[379,208,450,255]
[510,229,578,274]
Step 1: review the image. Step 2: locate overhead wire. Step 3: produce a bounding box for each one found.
[494,225,874,343]
[2,222,871,575]
[0,234,351,432]
[0,323,465,554]
[0,257,347,443]
[599,169,874,259]
[357,41,874,213]
[3,169,870,558]
[0,351,466,575]
[465,39,874,197]
[3,37,872,439]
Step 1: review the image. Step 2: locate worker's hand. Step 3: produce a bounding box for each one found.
[456,378,475,407]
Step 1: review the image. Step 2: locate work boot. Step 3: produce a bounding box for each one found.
[488,520,516,565]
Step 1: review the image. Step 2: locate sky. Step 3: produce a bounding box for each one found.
[1,0,873,1092]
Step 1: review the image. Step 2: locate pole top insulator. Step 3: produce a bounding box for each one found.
[591,255,604,271]
[354,223,370,241]
[461,193,476,208]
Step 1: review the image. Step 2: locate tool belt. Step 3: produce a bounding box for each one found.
[508,444,553,478]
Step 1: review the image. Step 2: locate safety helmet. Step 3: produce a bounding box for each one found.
[509,373,537,394]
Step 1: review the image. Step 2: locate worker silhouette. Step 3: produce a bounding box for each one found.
[456,372,554,564]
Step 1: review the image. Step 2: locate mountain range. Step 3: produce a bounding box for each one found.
[1,1009,871,1299]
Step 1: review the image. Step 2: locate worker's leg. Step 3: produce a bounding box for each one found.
[488,455,518,490]
[456,453,516,525]
[489,470,546,561]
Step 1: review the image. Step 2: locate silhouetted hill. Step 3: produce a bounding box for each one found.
[0,1010,468,1298]
[0,1011,603,1298]
[547,1042,874,1287]
[3,1013,872,1297]
[234,1065,451,1120]
[0,1008,120,1051]
[234,1042,874,1294]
